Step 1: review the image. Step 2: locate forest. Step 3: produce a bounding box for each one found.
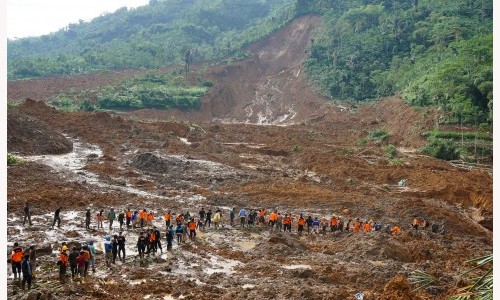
[8,0,492,125]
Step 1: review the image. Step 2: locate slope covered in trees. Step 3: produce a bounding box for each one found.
[8,0,297,78]
[8,0,492,125]
[302,0,492,124]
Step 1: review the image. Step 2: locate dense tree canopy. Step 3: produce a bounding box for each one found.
[8,0,492,124]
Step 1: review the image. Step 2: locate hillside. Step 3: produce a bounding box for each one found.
[7,5,494,298]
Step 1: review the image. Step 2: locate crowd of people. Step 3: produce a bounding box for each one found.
[11,202,446,287]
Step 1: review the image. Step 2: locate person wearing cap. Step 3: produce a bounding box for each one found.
[58,246,69,283]
[21,254,32,290]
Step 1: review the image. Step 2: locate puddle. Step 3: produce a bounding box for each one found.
[283,264,312,270]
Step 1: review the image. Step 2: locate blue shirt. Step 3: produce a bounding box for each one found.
[239,209,246,217]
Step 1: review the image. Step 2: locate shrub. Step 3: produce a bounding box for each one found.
[422,138,460,160]
[7,153,22,165]
[368,129,389,143]
[385,144,397,159]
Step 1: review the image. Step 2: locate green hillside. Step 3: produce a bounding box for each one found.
[8,0,492,125]
[8,0,297,78]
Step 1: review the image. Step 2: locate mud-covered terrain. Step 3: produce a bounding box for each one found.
[7,16,492,300]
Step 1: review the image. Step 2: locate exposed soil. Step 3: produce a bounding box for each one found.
[7,15,492,300]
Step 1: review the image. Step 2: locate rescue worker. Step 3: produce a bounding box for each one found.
[353,218,361,232]
[276,213,283,231]
[412,217,419,230]
[126,208,132,228]
[297,214,305,235]
[283,214,292,232]
[330,216,338,232]
[21,254,32,290]
[139,209,147,228]
[363,221,372,232]
[345,219,352,232]
[259,209,266,225]
[137,232,147,259]
[147,211,154,227]
[269,210,278,229]
[213,211,221,230]
[312,217,320,234]
[117,232,126,262]
[164,210,171,228]
[422,218,429,230]
[188,218,197,240]
[81,245,91,276]
[153,227,162,253]
[10,242,24,280]
[58,246,69,283]
[391,225,401,235]
[321,217,329,235]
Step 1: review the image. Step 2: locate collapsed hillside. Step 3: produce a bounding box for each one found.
[7,10,492,300]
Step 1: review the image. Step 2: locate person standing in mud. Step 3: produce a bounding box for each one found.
[199,208,206,222]
[10,242,24,281]
[103,235,112,267]
[21,254,32,290]
[297,214,305,235]
[137,232,147,259]
[111,235,119,263]
[118,210,125,230]
[213,211,222,230]
[107,208,116,230]
[306,216,313,234]
[85,208,91,230]
[283,214,292,232]
[126,208,132,229]
[175,224,184,244]
[68,246,79,279]
[58,246,69,283]
[167,225,174,250]
[96,210,104,229]
[188,218,197,241]
[205,209,212,228]
[27,245,37,279]
[276,213,283,231]
[239,207,247,227]
[153,226,163,253]
[164,210,171,228]
[139,209,147,228]
[81,244,91,276]
[117,232,126,262]
[76,251,86,278]
[229,208,235,226]
[88,241,96,272]
[23,202,33,226]
[52,207,62,228]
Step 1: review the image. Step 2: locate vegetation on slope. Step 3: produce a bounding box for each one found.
[8,0,297,79]
[302,0,492,125]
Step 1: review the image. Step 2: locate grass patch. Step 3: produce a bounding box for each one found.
[367,129,389,144]
[423,130,492,141]
[7,153,22,165]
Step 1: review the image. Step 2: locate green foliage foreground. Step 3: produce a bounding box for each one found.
[50,73,209,111]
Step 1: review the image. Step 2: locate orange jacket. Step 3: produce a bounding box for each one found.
[298,218,305,225]
[60,252,69,266]
[11,247,24,263]
[269,212,277,222]
[139,210,146,220]
[126,211,132,218]
[188,222,197,231]
[260,210,266,217]
[391,226,401,235]
[330,218,338,226]
[413,218,419,226]
[164,213,171,221]
[147,213,154,221]
[363,223,372,232]
[353,221,361,232]
[82,250,91,261]
[283,217,292,225]
[149,232,156,242]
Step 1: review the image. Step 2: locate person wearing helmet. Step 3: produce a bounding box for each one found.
[58,246,69,283]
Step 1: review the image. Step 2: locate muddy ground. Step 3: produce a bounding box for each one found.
[7,15,492,300]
